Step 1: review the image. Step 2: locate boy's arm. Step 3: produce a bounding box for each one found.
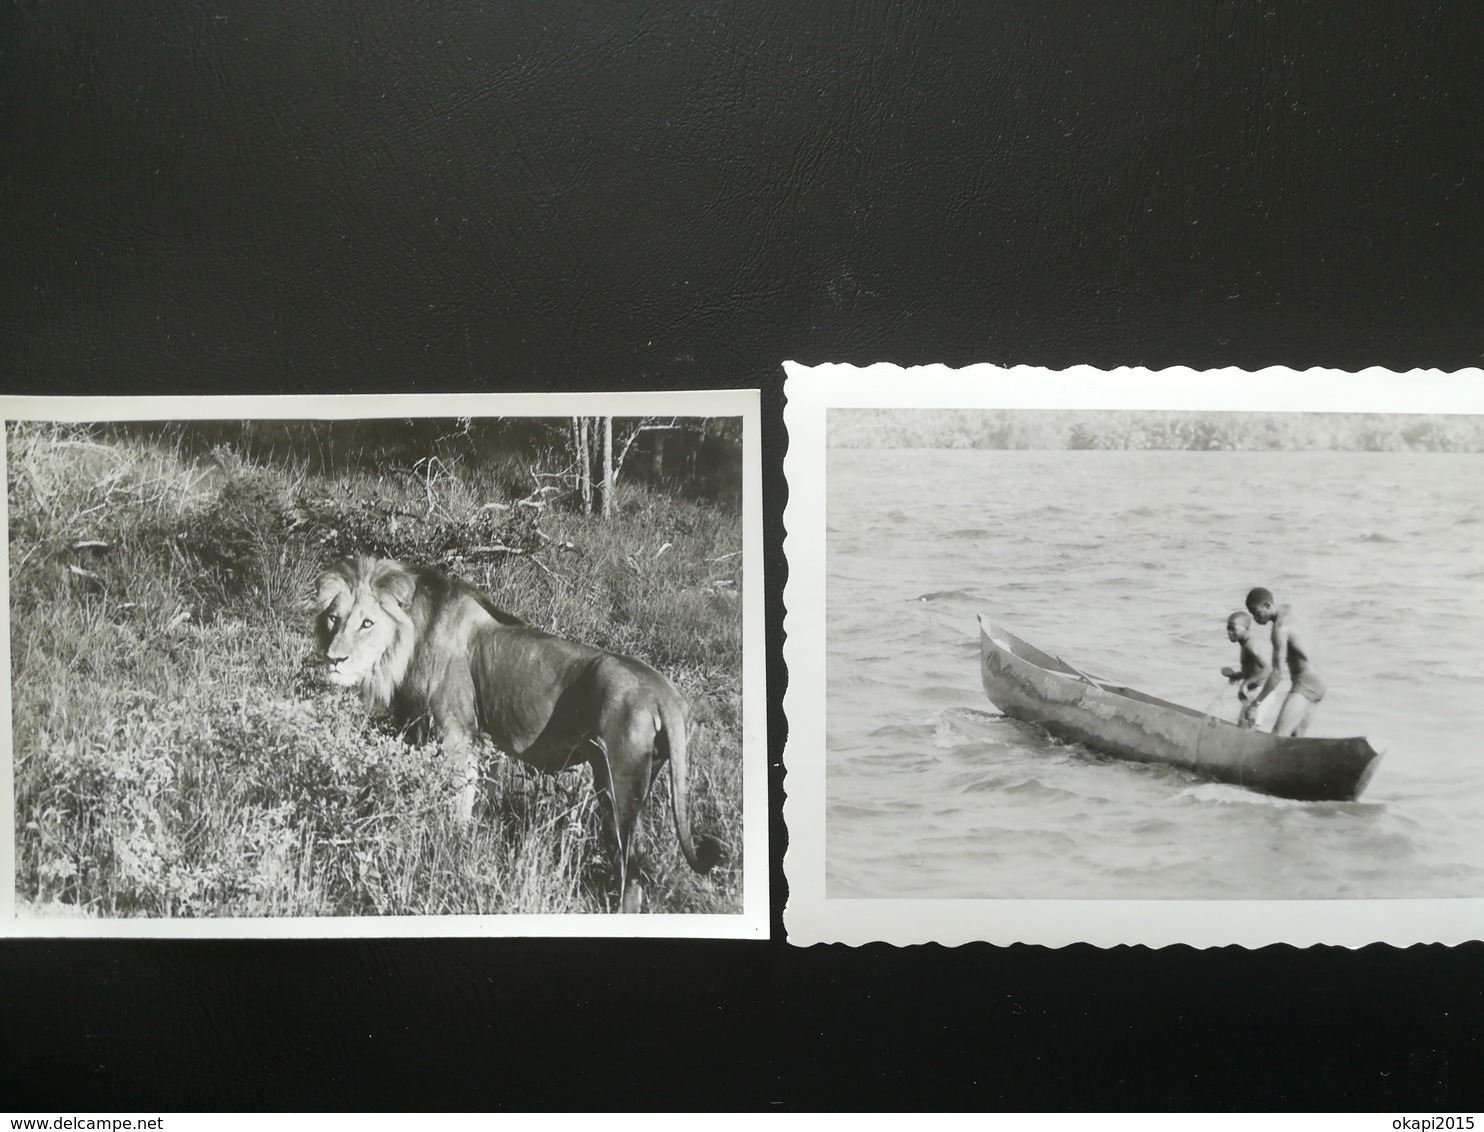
[1254,620,1288,703]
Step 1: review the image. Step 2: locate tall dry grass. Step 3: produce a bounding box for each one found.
[9,421,743,917]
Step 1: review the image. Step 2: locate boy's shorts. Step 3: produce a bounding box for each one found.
[1290,670,1326,703]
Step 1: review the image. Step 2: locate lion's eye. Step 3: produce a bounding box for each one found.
[360,618,374,630]
[325,614,338,629]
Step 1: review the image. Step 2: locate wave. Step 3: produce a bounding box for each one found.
[1420,661,1484,682]
[826,800,924,820]
[1175,783,1312,807]
[934,713,1016,750]
[1367,661,1484,685]
[913,589,977,603]
[1128,817,1178,836]
[1000,778,1082,802]
[868,721,936,741]
[1173,784,1387,814]
[1356,532,1400,543]
[946,707,1010,724]
[908,587,979,605]
[960,776,1079,804]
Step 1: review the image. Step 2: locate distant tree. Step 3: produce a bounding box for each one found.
[566,417,739,516]
[1067,424,1101,450]
[1400,420,1454,452]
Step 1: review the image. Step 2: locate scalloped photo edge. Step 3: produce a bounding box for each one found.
[782,362,1484,947]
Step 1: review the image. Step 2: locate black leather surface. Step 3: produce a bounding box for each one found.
[3,0,1482,1111]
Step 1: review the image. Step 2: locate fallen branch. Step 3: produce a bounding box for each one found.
[46,439,115,453]
[527,555,565,586]
[533,529,577,552]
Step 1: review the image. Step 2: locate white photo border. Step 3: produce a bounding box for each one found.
[782,361,1484,948]
[2,389,767,940]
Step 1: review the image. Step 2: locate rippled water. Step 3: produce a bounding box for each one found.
[826,448,1484,899]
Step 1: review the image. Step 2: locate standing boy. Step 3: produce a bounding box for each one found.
[1221,611,1271,729]
[1245,586,1327,738]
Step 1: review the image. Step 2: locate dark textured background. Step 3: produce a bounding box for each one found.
[3,0,1482,1111]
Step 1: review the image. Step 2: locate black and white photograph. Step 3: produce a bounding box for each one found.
[2,391,766,937]
[783,362,1484,947]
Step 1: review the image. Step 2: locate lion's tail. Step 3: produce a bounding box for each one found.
[657,694,722,875]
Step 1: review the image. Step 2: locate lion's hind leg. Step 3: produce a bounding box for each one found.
[589,717,661,913]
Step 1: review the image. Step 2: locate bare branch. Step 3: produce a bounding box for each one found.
[533,529,577,552]
[45,439,115,454]
[613,418,683,480]
[526,555,565,585]
[457,545,527,557]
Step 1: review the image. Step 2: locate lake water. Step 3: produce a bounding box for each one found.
[826,448,1484,899]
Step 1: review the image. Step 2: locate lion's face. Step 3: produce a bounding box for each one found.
[314,557,416,697]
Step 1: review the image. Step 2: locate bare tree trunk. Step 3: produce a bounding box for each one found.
[576,416,593,514]
[569,416,581,510]
[601,416,615,518]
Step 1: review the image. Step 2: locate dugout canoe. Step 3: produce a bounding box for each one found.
[976,615,1381,802]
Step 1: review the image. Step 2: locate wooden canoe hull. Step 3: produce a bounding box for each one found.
[977,616,1381,802]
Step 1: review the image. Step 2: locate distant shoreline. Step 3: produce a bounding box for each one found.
[828,408,1484,452]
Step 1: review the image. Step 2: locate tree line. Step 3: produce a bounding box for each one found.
[828,409,1484,452]
[98,416,744,512]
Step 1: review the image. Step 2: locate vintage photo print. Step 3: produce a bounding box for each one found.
[2,390,766,938]
[783,362,1484,947]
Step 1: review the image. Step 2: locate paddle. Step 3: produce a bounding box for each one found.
[1190,681,1235,768]
[1197,682,1230,721]
[1056,654,1104,688]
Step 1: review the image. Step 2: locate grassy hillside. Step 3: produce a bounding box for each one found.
[8,421,743,917]
[829,408,1484,452]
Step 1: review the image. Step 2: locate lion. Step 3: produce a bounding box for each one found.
[312,555,722,912]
